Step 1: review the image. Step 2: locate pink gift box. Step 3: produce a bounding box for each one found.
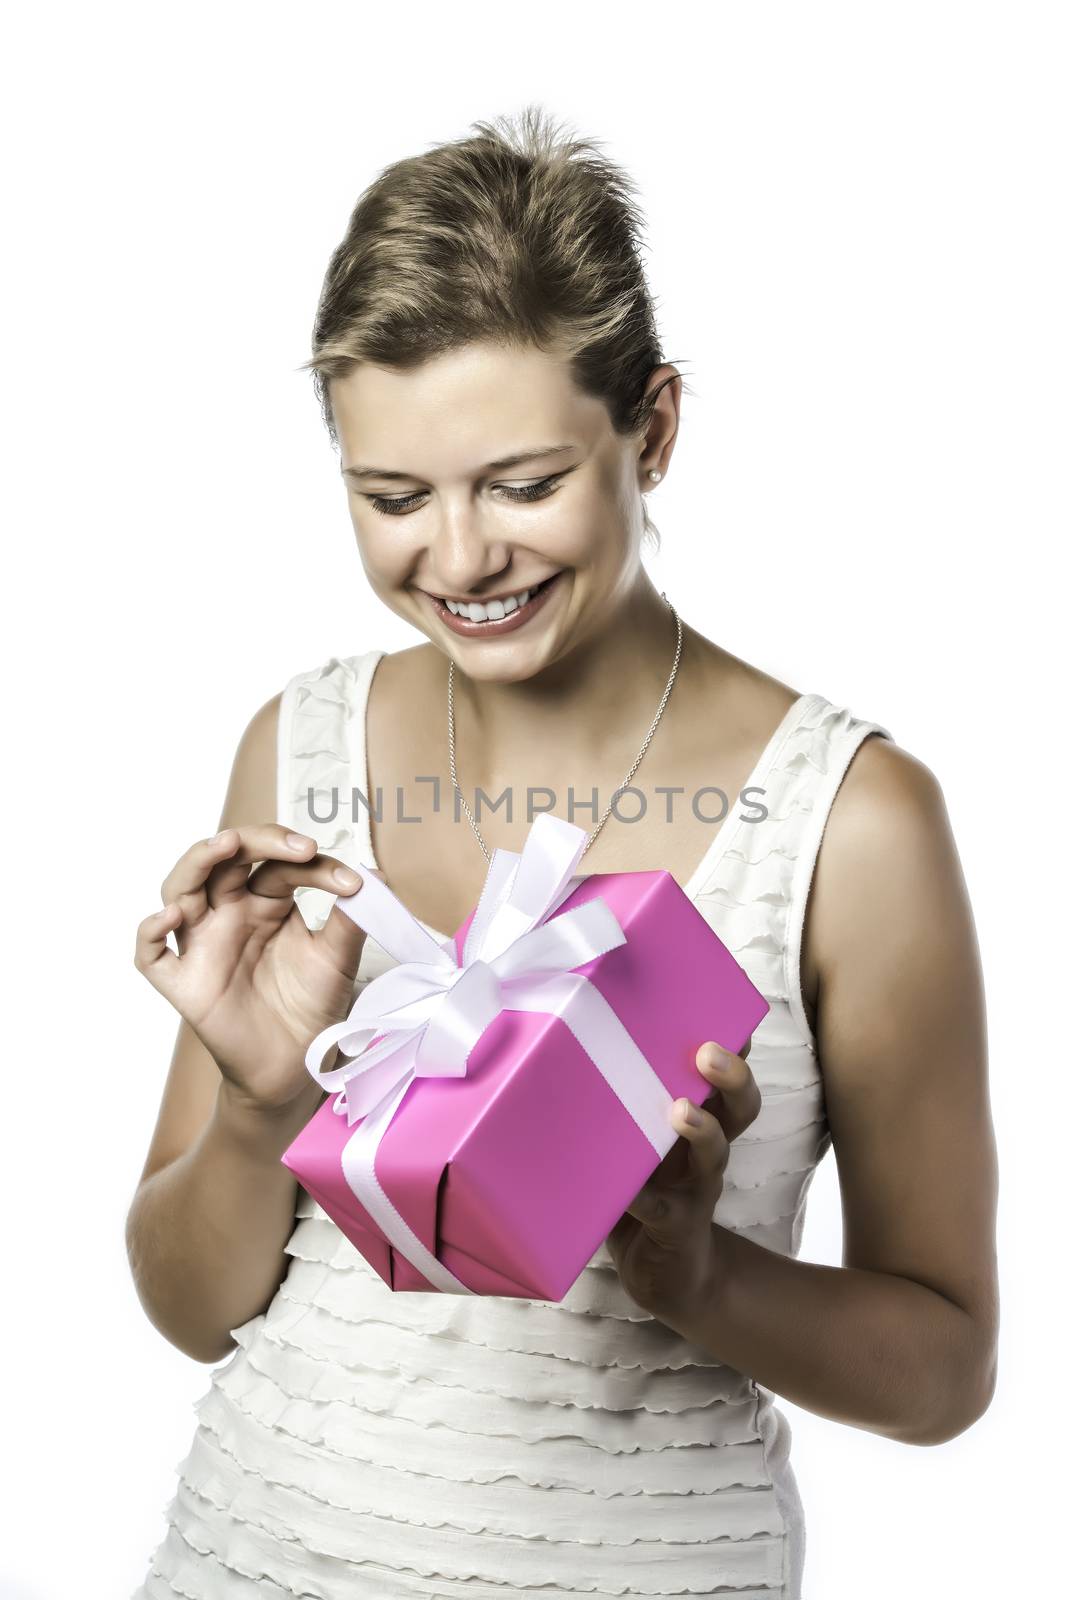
[281,855,770,1303]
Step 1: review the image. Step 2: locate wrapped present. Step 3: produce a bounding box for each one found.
[280,812,769,1301]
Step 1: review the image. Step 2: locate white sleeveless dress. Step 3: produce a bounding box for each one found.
[133,649,891,1600]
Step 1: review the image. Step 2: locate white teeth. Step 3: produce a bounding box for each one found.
[445,583,539,620]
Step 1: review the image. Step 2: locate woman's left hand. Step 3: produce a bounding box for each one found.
[605,1039,762,1325]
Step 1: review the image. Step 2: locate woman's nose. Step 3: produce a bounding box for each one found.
[424,508,512,595]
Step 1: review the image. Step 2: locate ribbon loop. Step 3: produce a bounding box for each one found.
[415,958,503,1077]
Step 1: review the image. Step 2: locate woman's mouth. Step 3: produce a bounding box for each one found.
[423,570,565,637]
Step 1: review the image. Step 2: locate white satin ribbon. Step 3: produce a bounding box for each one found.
[302,812,677,1294]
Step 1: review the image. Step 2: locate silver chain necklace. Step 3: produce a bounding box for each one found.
[448,591,684,864]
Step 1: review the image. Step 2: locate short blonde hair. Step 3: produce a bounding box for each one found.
[299,106,687,549]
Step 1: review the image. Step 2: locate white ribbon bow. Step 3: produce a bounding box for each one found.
[302,812,677,1294]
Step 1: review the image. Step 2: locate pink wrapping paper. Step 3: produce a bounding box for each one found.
[280,854,770,1303]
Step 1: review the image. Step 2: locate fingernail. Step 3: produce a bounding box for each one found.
[333,866,361,889]
[286,832,312,850]
[680,1097,704,1127]
[700,1042,730,1073]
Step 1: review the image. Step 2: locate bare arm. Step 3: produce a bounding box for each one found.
[127,1073,326,1364]
[665,738,999,1445]
[125,693,358,1364]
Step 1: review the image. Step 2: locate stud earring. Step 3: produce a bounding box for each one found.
[649,469,662,482]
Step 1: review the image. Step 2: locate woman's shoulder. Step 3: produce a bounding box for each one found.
[704,644,940,868]
[278,641,440,701]
[796,692,953,998]
[690,639,879,774]
[821,730,945,858]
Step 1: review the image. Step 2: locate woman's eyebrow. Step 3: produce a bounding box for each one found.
[341,444,579,482]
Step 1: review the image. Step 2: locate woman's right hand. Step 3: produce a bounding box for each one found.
[134,825,375,1116]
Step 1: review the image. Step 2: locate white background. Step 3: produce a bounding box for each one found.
[3,2,1064,1595]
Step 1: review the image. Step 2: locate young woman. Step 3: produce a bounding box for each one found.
[128,109,998,1599]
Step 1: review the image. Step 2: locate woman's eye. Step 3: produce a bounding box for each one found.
[498,474,564,504]
[365,491,426,516]
[365,474,564,517]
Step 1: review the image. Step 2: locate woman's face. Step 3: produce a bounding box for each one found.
[329,340,669,683]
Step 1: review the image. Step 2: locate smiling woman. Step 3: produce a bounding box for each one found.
[127,103,998,1600]
[323,330,680,684]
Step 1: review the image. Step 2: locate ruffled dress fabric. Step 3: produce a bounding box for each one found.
[133,650,890,1599]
